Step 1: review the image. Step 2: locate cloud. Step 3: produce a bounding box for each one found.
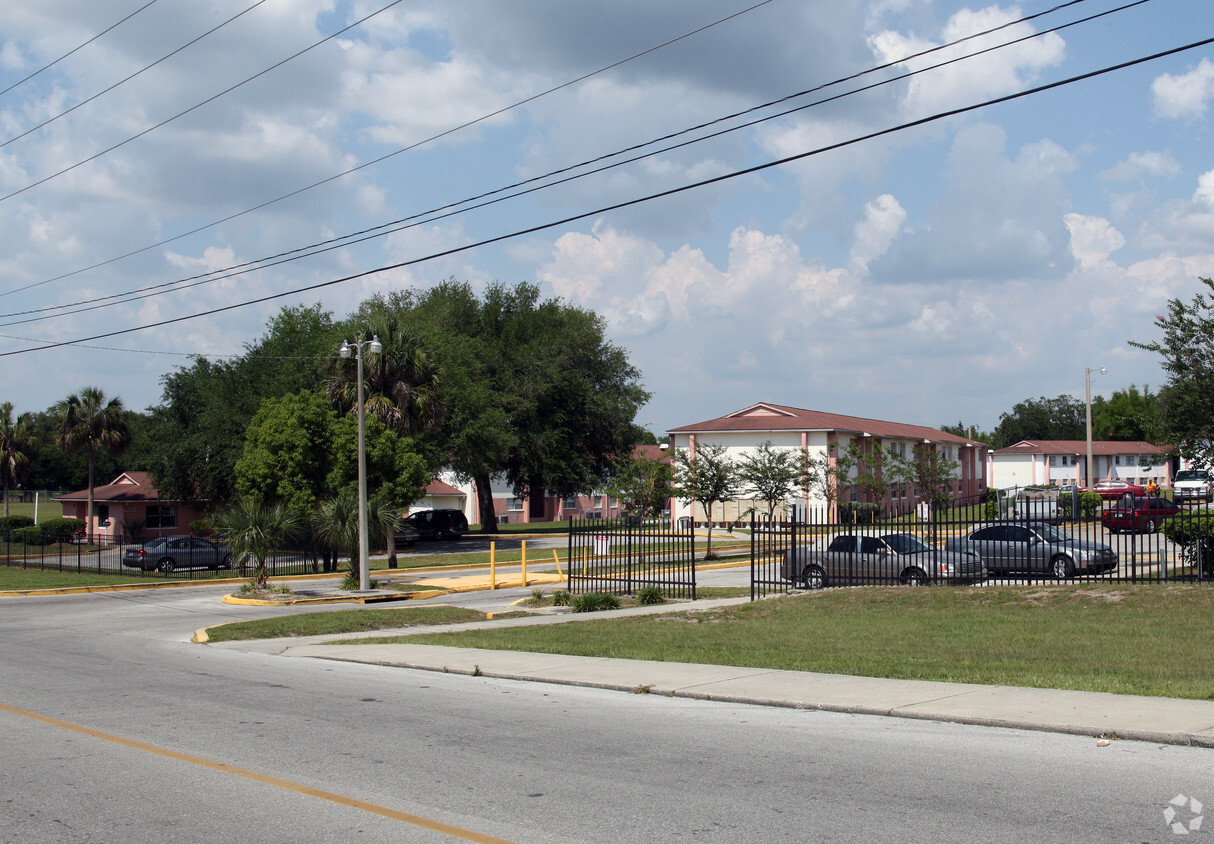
[870,4,1066,119]
[1152,58,1214,120]
[1100,151,1181,182]
[1064,214,1125,269]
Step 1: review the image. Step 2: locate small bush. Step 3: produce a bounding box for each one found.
[570,592,620,613]
[34,518,87,544]
[636,586,664,605]
[0,515,35,540]
[1079,491,1103,519]
[529,589,546,604]
[551,590,571,606]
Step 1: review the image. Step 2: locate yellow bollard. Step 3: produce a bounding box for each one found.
[489,541,496,590]
[521,540,527,587]
[552,549,563,577]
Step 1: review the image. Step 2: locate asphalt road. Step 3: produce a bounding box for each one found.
[3,584,1213,842]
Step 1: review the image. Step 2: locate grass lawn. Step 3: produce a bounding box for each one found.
[203,606,494,642]
[370,584,1214,701]
[0,567,160,589]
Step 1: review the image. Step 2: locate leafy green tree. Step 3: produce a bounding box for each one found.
[147,304,339,502]
[0,403,37,517]
[234,391,336,512]
[56,387,131,535]
[939,422,994,445]
[213,498,302,589]
[736,441,808,522]
[672,443,739,559]
[603,451,672,518]
[371,280,649,532]
[886,444,960,513]
[1131,278,1214,468]
[1090,385,1160,442]
[991,395,1085,448]
[806,441,858,519]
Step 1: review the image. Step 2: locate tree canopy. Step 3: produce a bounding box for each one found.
[1131,277,1214,468]
[991,395,1085,448]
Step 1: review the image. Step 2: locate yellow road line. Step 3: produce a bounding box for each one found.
[0,701,515,843]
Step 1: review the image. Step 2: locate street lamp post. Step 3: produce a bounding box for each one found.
[1085,365,1106,490]
[340,334,382,592]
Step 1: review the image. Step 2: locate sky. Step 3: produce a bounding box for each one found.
[1,0,1212,438]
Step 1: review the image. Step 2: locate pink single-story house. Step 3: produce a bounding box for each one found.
[54,472,209,542]
[411,478,468,513]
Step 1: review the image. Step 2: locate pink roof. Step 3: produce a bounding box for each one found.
[992,440,1169,456]
[633,444,672,463]
[424,478,465,497]
[53,471,166,503]
[668,402,979,445]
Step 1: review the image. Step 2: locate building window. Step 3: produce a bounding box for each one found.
[146,505,178,530]
[1049,456,1057,467]
[506,497,523,511]
[562,496,577,510]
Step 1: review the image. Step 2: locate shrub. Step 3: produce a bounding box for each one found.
[0,515,34,540]
[551,590,571,606]
[1079,491,1103,519]
[983,489,998,520]
[570,592,620,613]
[1161,515,1214,573]
[839,503,881,524]
[11,517,86,545]
[636,586,664,605]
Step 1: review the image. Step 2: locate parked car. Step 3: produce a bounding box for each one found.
[394,522,420,547]
[1101,496,1179,533]
[406,509,469,540]
[781,531,986,589]
[1093,480,1146,500]
[122,535,233,573]
[945,521,1117,578]
[1173,470,1213,504]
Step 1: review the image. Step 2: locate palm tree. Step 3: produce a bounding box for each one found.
[313,490,360,587]
[327,315,445,436]
[213,498,302,590]
[55,387,131,537]
[0,402,37,518]
[371,492,403,569]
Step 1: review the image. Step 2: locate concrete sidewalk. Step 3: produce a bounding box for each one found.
[208,598,1214,748]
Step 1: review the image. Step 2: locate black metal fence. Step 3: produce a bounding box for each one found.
[0,533,327,580]
[567,516,698,599]
[750,494,1214,599]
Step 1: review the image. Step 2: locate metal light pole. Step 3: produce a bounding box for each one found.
[1085,365,1106,490]
[340,334,382,592]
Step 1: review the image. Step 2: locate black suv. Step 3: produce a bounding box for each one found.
[406,509,469,540]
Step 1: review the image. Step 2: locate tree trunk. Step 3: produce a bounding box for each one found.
[386,529,398,569]
[475,471,498,534]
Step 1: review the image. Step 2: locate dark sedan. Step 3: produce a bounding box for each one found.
[122,536,233,573]
[1101,496,1179,533]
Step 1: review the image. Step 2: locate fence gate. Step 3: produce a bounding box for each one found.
[566,516,697,599]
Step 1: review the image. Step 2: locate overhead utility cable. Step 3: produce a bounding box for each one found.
[0,0,164,99]
[4,32,1211,358]
[0,0,779,299]
[0,0,1148,325]
[0,0,408,205]
[1,0,272,149]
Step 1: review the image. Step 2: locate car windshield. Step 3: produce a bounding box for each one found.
[1035,523,1072,542]
[1177,471,1209,481]
[881,533,932,554]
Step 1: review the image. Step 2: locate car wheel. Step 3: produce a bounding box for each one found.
[1051,555,1074,580]
[802,565,825,590]
[901,567,929,586]
[156,558,176,573]
[1145,519,1157,533]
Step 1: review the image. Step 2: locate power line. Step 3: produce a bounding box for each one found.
[4,32,1210,358]
[0,0,780,300]
[0,0,272,150]
[0,0,164,99]
[0,0,1131,323]
[0,0,408,206]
